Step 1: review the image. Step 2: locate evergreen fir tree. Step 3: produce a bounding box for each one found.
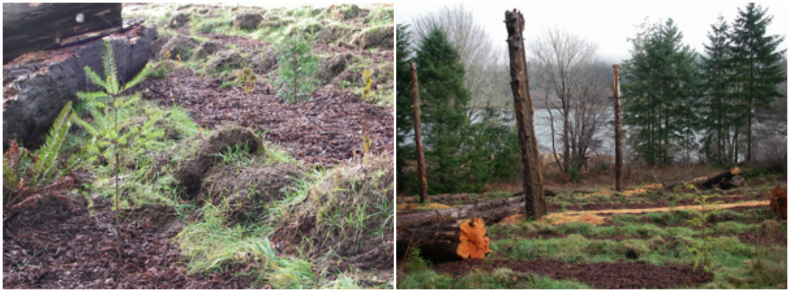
[700,15,734,164]
[414,28,472,194]
[729,3,786,162]
[622,19,699,165]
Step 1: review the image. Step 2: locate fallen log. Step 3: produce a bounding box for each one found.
[397,195,524,228]
[397,217,491,262]
[398,187,558,205]
[662,167,743,190]
[3,3,123,64]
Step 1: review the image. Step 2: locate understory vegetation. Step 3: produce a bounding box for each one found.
[4,3,393,288]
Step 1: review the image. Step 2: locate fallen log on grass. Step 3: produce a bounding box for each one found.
[397,217,491,262]
[397,187,558,205]
[662,167,744,190]
[397,195,525,228]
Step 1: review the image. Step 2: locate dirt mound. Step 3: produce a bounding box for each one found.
[169,12,191,28]
[233,13,263,30]
[204,49,245,74]
[192,40,225,60]
[351,24,394,49]
[3,196,255,288]
[432,259,713,288]
[250,48,278,74]
[272,156,394,271]
[174,126,262,198]
[199,163,301,223]
[317,53,352,83]
[159,35,198,61]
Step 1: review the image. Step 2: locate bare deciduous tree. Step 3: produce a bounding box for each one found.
[528,28,608,173]
[410,4,500,113]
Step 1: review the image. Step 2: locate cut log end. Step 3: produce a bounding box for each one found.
[397,217,491,262]
[457,217,491,259]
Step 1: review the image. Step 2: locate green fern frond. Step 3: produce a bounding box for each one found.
[33,101,73,187]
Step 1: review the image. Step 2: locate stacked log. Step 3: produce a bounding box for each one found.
[397,195,525,228]
[397,217,491,263]
[770,185,786,221]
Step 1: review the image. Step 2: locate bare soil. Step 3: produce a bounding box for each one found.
[431,258,713,289]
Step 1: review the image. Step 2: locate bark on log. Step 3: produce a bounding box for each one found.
[397,217,491,262]
[505,9,547,219]
[3,3,123,64]
[397,195,525,228]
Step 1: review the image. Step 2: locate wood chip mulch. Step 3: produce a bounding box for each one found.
[3,195,255,288]
[138,69,393,166]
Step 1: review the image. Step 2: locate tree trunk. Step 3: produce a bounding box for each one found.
[397,195,525,228]
[613,65,624,192]
[411,62,428,203]
[504,9,547,220]
[397,217,491,262]
[3,3,123,64]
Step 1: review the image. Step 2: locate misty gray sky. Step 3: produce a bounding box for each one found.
[396,1,788,63]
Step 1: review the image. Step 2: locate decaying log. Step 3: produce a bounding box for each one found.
[397,195,525,228]
[3,3,123,64]
[398,187,558,205]
[397,217,491,262]
[662,167,744,190]
[505,9,547,219]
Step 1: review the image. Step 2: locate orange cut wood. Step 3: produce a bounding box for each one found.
[456,217,491,259]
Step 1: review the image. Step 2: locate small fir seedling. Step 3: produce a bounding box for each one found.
[685,183,719,272]
[74,39,151,263]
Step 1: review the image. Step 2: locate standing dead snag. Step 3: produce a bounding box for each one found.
[613,65,624,192]
[504,9,546,219]
[397,217,491,262]
[410,62,428,203]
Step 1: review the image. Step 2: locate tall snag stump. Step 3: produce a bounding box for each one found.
[397,217,491,262]
[410,62,428,203]
[504,9,546,219]
[613,64,624,192]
